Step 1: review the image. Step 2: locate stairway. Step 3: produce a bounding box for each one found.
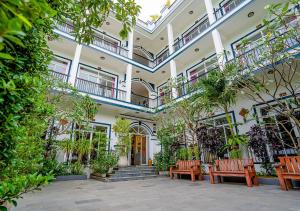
[92,166,157,182]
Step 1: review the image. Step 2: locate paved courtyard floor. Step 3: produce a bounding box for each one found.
[12,177,300,211]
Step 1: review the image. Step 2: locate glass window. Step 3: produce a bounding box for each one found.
[48,57,69,74]
[258,102,299,160]
[78,66,116,88]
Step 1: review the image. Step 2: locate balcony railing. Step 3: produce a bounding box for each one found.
[56,22,128,58]
[215,0,247,19]
[131,93,158,108]
[232,18,299,70]
[50,71,69,83]
[75,78,127,101]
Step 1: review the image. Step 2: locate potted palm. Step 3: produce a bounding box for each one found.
[113,118,132,167]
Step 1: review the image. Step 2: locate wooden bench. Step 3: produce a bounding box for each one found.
[170,160,203,182]
[208,159,258,187]
[275,156,300,190]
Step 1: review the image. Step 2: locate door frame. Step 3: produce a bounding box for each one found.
[129,134,149,166]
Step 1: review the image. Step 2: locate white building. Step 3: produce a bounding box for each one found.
[48,0,300,166]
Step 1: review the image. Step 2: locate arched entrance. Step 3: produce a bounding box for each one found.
[130,125,149,165]
[131,81,150,107]
[132,47,152,66]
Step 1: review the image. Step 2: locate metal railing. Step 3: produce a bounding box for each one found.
[215,0,247,19]
[56,22,128,58]
[92,29,128,57]
[75,78,127,101]
[50,71,69,83]
[232,19,300,70]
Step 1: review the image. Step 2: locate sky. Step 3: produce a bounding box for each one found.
[135,0,175,22]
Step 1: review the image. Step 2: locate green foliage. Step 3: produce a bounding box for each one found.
[153,152,175,171]
[195,64,238,135]
[92,158,108,174]
[150,14,161,22]
[0,0,140,207]
[0,173,54,208]
[113,118,132,156]
[69,162,84,175]
[74,139,91,162]
[57,0,141,41]
[177,147,199,160]
[223,135,248,159]
[106,152,118,168]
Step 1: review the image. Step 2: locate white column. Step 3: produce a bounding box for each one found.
[204,0,225,69]
[69,44,82,86]
[167,23,178,99]
[125,31,134,102]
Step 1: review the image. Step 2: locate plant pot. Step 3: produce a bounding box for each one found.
[101,173,106,178]
[148,159,152,166]
[118,156,128,167]
[159,171,169,176]
[108,167,114,174]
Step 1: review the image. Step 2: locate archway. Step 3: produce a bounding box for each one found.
[131,81,150,107]
[132,47,152,66]
[130,124,150,165]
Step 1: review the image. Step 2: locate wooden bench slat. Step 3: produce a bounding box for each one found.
[209,159,258,187]
[276,156,300,190]
[170,160,203,182]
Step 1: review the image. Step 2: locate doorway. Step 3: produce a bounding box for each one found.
[131,135,147,165]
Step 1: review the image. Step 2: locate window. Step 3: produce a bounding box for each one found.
[73,122,110,163]
[48,57,70,74]
[188,56,218,84]
[200,113,235,163]
[77,65,117,98]
[258,102,299,161]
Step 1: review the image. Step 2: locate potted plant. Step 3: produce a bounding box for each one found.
[113,118,132,167]
[106,153,118,174]
[91,158,108,178]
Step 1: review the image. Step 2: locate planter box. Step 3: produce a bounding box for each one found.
[159,171,169,177]
[55,175,87,181]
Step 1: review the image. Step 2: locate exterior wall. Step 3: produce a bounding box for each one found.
[48,0,298,169]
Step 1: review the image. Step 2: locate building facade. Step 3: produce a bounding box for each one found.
[48,0,299,166]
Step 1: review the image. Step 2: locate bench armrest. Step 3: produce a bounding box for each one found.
[274,163,285,172]
[190,164,200,171]
[170,165,178,171]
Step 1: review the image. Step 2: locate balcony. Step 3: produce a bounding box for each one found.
[50,71,69,83]
[56,22,128,58]
[215,0,247,20]
[174,15,210,53]
[231,16,299,70]
[75,78,127,102]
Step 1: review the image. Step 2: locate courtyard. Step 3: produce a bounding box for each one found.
[13,178,300,211]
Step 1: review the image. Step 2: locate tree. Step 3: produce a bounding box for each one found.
[113,118,132,157]
[194,64,238,136]
[0,0,140,208]
[230,0,300,153]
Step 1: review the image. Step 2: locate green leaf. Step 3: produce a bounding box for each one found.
[0,205,8,211]
[0,52,14,60]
